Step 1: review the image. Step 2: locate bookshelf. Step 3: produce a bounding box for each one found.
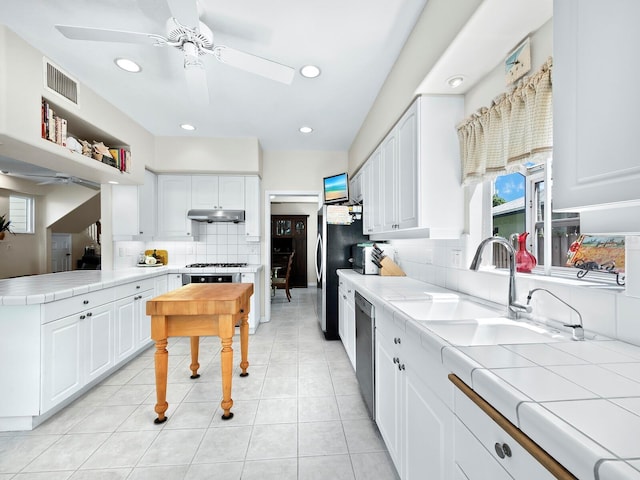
[41,97,131,174]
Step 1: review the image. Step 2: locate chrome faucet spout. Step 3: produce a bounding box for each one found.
[470,236,531,319]
[526,288,585,341]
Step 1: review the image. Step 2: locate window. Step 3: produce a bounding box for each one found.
[9,194,35,234]
[491,160,581,271]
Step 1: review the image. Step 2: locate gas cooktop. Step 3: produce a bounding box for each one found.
[185,263,248,268]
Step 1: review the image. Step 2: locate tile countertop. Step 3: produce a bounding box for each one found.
[0,264,263,305]
[337,269,640,480]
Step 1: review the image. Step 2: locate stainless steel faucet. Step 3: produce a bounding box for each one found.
[470,236,532,319]
[526,288,585,341]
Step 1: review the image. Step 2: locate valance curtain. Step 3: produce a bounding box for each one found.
[457,57,553,185]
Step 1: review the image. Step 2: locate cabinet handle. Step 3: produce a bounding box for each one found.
[494,442,512,459]
[502,443,512,458]
[398,363,405,371]
[393,337,402,344]
[136,285,141,289]
[79,315,86,320]
[343,295,347,300]
[393,357,399,364]
[86,312,92,317]
[83,300,89,305]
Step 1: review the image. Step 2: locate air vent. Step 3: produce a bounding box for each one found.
[44,59,78,105]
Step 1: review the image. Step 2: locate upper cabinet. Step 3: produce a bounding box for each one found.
[137,169,157,237]
[553,0,640,231]
[157,175,193,238]
[361,95,464,239]
[244,175,261,242]
[191,175,245,210]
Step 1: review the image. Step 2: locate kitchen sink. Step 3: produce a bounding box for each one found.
[423,318,570,345]
[389,297,502,321]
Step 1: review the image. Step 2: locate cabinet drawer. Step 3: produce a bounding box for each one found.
[114,278,156,298]
[453,377,569,480]
[455,418,513,480]
[43,288,116,324]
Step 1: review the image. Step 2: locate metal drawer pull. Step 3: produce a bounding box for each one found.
[86,312,92,317]
[398,363,405,371]
[494,442,511,459]
[393,357,399,364]
[83,300,89,305]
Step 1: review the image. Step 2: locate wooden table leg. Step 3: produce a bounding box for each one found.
[219,315,234,420]
[239,309,250,377]
[153,337,169,424]
[189,336,200,379]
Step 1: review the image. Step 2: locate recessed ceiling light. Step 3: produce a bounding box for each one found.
[114,58,141,73]
[446,75,465,88]
[180,123,196,131]
[299,126,313,134]
[300,65,321,78]
[108,180,119,184]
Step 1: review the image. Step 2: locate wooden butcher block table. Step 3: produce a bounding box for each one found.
[146,283,253,423]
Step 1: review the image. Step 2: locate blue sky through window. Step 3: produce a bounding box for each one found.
[494,172,525,202]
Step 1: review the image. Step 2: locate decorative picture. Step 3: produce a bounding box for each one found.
[566,234,625,284]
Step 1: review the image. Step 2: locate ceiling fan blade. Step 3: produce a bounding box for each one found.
[166,0,201,31]
[185,63,210,105]
[55,25,164,46]
[214,46,295,85]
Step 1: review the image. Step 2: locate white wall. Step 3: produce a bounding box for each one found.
[262,150,348,191]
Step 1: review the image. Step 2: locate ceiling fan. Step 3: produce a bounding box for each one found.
[54,0,295,104]
[8,172,100,190]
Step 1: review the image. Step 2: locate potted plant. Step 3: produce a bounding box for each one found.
[0,213,14,240]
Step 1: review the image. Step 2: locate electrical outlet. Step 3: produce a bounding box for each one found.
[451,249,462,268]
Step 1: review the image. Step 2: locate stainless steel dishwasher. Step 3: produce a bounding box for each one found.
[355,291,375,419]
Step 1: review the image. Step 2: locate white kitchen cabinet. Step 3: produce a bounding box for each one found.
[375,308,454,480]
[553,0,640,218]
[111,184,139,237]
[167,272,183,292]
[453,379,557,480]
[350,170,363,204]
[240,271,261,333]
[157,175,193,238]
[362,162,372,234]
[192,175,245,210]
[361,95,464,239]
[338,277,356,369]
[41,302,115,413]
[114,278,155,363]
[244,175,261,241]
[138,169,157,237]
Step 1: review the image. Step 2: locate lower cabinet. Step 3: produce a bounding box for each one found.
[167,272,183,292]
[375,309,454,480]
[114,279,156,362]
[240,272,261,333]
[338,277,356,368]
[41,302,114,413]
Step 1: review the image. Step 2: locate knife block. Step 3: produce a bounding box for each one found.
[380,257,406,276]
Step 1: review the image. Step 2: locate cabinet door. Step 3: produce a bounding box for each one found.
[114,296,136,363]
[370,148,383,233]
[362,162,373,234]
[554,0,640,211]
[138,169,157,236]
[338,283,346,344]
[218,176,245,209]
[85,303,115,383]
[192,175,220,209]
[112,185,139,236]
[397,101,419,230]
[345,298,356,369]
[403,367,454,480]
[455,419,513,480]
[167,273,184,291]
[136,289,155,347]
[41,315,83,412]
[157,175,192,237]
[375,330,402,468]
[382,131,398,232]
[244,175,260,240]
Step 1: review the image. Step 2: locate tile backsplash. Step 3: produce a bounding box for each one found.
[389,236,640,346]
[113,222,261,269]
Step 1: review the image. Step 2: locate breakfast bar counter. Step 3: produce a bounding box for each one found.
[146,283,253,423]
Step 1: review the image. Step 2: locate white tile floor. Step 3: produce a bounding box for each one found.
[0,288,398,480]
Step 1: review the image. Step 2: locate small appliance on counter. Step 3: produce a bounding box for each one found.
[351,243,401,275]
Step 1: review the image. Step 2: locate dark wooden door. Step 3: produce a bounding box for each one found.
[271,215,307,288]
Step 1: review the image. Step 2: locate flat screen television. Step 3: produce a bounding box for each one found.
[323,172,349,204]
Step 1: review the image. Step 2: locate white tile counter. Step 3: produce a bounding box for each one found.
[337,269,640,479]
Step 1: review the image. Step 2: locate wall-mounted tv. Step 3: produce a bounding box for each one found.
[323,172,349,204]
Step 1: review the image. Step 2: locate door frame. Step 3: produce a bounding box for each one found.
[263,190,321,323]
[51,233,73,272]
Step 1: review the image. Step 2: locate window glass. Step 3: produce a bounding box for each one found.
[9,194,34,234]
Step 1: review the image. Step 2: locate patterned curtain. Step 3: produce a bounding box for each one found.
[457,57,553,185]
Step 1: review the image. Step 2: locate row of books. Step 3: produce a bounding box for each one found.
[41,99,131,173]
[41,99,67,146]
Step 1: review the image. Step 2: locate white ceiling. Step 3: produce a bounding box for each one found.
[0,0,553,182]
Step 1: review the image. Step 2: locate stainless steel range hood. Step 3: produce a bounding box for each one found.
[187,209,245,223]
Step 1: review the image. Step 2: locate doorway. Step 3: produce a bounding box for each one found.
[51,233,72,272]
[264,191,321,323]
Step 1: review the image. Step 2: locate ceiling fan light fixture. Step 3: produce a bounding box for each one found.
[114,57,142,73]
[300,65,321,78]
[299,126,313,134]
[180,123,196,131]
[446,75,465,88]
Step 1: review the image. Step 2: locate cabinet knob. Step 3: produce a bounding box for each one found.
[393,337,402,344]
[398,363,405,371]
[83,300,89,305]
[494,442,512,459]
[79,315,86,320]
[393,357,399,364]
[502,443,512,458]
[86,312,92,317]
[136,285,141,289]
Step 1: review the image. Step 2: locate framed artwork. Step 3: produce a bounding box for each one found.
[566,234,625,285]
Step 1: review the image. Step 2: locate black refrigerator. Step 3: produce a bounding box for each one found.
[315,205,369,340]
